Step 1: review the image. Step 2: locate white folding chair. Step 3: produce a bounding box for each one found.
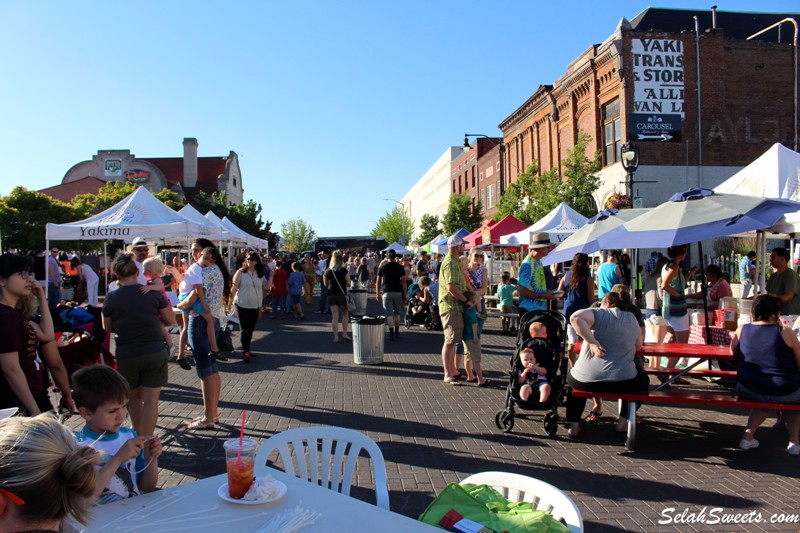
[461,471,583,533]
[255,426,390,509]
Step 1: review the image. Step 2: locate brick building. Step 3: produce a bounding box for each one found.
[40,137,244,206]
[451,137,502,218]
[498,7,799,210]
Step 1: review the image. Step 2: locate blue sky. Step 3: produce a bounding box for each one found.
[0,1,796,238]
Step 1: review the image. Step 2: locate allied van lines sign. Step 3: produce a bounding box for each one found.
[629,38,684,142]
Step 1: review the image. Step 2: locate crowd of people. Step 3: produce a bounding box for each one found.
[2,231,800,530]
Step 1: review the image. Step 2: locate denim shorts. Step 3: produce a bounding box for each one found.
[737,383,800,404]
[188,315,220,379]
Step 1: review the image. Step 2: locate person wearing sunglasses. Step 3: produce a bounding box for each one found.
[0,414,100,532]
[230,254,270,362]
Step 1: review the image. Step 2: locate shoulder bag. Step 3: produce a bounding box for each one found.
[331,268,356,312]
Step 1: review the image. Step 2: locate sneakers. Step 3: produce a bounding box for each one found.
[788,443,800,456]
[739,438,760,450]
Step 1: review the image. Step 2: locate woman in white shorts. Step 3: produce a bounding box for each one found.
[660,244,696,369]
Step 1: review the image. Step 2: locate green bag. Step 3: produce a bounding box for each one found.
[418,483,569,533]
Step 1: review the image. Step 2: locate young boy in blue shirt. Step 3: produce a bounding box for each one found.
[463,291,489,387]
[73,365,162,504]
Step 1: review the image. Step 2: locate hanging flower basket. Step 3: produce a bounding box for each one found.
[606,192,633,210]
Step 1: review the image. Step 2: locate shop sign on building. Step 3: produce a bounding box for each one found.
[628,38,684,142]
[124,169,150,183]
[105,159,122,177]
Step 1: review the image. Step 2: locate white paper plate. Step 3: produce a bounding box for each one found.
[217,480,287,505]
[0,408,18,421]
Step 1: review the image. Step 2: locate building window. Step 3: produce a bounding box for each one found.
[479,171,484,181]
[602,98,621,166]
[496,162,500,171]
[486,184,494,209]
[452,179,456,194]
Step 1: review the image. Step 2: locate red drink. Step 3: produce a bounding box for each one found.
[226,456,255,499]
[223,438,258,499]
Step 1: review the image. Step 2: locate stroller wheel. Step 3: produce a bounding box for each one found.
[544,412,559,437]
[494,410,515,433]
[404,318,411,329]
[425,320,434,330]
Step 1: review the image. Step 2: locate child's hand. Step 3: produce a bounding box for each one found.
[472,338,479,345]
[145,436,163,460]
[115,437,145,462]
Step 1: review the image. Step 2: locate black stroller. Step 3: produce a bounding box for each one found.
[403,283,437,330]
[494,309,568,437]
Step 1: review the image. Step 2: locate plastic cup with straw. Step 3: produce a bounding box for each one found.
[223,410,257,499]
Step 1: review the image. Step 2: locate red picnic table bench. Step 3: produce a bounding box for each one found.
[572,343,800,450]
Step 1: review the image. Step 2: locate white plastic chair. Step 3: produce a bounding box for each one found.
[255,426,390,509]
[461,471,583,533]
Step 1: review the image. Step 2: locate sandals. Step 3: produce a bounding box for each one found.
[211,351,229,362]
[186,418,216,430]
[443,377,461,386]
[584,410,603,423]
[243,351,253,364]
[192,415,220,423]
[177,357,192,370]
[477,379,492,388]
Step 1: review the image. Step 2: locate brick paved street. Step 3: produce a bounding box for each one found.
[69,297,800,532]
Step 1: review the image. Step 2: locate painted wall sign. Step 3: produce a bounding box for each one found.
[105,159,122,177]
[629,38,684,142]
[124,169,150,183]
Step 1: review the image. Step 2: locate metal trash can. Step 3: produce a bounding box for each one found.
[351,315,386,365]
[349,288,368,316]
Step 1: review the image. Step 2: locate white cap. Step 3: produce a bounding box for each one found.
[447,235,464,247]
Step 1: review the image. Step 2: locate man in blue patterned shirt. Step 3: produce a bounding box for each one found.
[518,232,556,315]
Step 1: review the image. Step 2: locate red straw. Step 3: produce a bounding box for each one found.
[238,410,247,461]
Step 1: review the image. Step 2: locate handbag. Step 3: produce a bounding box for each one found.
[216,315,235,352]
[330,268,356,312]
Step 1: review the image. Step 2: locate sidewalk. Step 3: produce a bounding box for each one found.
[71,296,800,532]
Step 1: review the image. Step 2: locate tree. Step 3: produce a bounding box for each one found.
[560,132,601,216]
[442,193,483,235]
[195,190,274,248]
[0,187,81,254]
[280,218,316,252]
[371,206,415,245]
[492,132,601,224]
[71,182,183,218]
[417,214,441,244]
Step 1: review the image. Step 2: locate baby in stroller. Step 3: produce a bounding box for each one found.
[495,311,566,435]
[517,322,553,403]
[404,276,436,330]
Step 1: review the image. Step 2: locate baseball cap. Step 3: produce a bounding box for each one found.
[387,249,397,258]
[131,237,148,247]
[447,235,464,247]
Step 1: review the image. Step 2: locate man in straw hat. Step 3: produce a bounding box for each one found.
[518,232,557,314]
[438,234,475,385]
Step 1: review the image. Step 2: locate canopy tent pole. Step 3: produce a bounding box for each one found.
[697,242,711,344]
[104,241,108,298]
[45,239,50,303]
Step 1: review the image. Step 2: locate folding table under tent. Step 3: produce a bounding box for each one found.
[500,202,588,246]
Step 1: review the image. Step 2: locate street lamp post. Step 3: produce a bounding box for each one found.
[620,141,640,202]
[383,198,405,245]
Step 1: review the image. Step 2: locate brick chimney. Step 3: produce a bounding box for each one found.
[183,137,198,188]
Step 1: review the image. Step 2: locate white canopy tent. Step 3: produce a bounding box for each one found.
[221,216,269,251]
[714,143,800,291]
[500,202,588,245]
[177,205,228,241]
[45,187,214,294]
[381,242,412,255]
[204,211,248,246]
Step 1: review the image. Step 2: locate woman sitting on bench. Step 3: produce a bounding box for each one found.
[732,294,800,455]
[566,290,647,439]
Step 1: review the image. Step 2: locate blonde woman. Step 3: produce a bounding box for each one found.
[324,250,352,343]
[0,414,100,531]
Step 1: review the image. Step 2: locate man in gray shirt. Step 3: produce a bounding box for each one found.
[766,247,800,315]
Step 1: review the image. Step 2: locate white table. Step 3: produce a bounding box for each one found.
[85,468,436,532]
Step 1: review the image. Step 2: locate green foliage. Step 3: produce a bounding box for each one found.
[417,214,441,244]
[443,193,483,235]
[280,218,316,252]
[0,187,82,254]
[195,190,273,248]
[371,206,415,245]
[493,132,601,224]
